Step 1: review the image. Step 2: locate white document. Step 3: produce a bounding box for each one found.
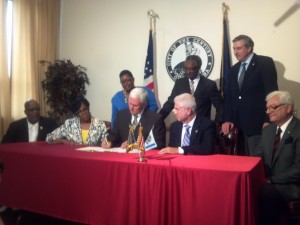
[75,146,141,153]
[76,146,126,153]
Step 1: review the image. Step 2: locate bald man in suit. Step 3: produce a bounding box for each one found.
[254,91,300,225]
[159,55,223,125]
[1,100,57,143]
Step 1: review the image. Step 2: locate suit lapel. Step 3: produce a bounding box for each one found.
[23,119,30,141]
[183,77,193,95]
[190,116,200,144]
[232,64,241,92]
[177,122,184,146]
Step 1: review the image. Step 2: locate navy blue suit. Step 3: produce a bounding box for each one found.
[160,76,223,124]
[169,115,216,155]
[1,117,58,143]
[224,54,278,136]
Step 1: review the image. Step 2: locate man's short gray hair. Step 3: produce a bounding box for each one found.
[232,35,254,49]
[266,90,294,106]
[129,87,148,103]
[174,93,196,112]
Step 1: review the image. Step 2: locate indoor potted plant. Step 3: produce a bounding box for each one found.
[41,59,90,124]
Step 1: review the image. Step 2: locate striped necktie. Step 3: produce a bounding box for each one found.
[272,127,282,163]
[238,63,247,90]
[182,124,191,146]
[190,80,195,95]
[132,115,138,129]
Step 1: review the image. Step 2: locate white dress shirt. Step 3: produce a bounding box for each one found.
[28,121,39,142]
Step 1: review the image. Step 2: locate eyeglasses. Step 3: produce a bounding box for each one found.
[266,104,286,112]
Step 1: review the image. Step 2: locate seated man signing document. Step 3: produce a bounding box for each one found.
[102,87,166,150]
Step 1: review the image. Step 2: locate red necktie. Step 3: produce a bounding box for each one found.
[272,128,282,163]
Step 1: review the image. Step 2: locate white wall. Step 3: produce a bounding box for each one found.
[60,0,300,122]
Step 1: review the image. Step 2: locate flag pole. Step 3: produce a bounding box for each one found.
[147,9,158,31]
[144,10,159,91]
[220,3,231,99]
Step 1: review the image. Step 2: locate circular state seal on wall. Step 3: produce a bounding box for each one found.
[165,36,214,81]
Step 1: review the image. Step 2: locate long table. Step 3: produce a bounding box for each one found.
[0,142,265,225]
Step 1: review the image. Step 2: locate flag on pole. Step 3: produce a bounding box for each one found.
[145,129,157,150]
[220,5,231,99]
[144,30,154,90]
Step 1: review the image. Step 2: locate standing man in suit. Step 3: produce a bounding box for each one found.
[254,91,300,225]
[159,55,223,124]
[102,87,166,150]
[159,93,216,155]
[222,35,278,155]
[1,99,57,143]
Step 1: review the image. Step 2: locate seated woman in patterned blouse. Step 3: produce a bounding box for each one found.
[46,96,108,145]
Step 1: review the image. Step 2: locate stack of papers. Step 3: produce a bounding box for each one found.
[75,146,140,153]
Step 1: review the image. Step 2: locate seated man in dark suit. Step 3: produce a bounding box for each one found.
[254,91,300,225]
[159,93,216,155]
[102,87,166,150]
[1,99,57,143]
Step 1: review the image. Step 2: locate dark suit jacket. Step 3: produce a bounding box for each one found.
[109,109,166,149]
[1,117,58,143]
[224,54,278,136]
[169,115,216,155]
[255,117,300,200]
[159,76,224,123]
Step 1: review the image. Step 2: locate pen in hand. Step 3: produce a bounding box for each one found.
[102,137,111,149]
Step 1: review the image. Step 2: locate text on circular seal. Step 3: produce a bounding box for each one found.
[165,36,214,81]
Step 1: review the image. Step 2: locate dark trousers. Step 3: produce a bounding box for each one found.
[238,131,261,156]
[258,183,285,225]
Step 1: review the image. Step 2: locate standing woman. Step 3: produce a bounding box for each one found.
[46,96,108,145]
[111,70,158,128]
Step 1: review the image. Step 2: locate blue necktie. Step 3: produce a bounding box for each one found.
[182,125,191,146]
[238,63,247,90]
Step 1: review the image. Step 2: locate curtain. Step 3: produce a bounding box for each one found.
[0,0,11,138]
[11,0,60,120]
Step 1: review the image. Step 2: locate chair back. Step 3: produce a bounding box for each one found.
[103,121,112,134]
[217,127,239,155]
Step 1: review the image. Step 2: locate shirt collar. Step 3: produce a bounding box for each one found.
[278,116,293,136]
[243,53,254,66]
[27,120,38,128]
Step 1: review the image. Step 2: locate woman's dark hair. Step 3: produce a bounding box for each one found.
[70,96,90,114]
[119,70,133,79]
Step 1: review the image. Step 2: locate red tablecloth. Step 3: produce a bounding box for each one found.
[0,142,265,225]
